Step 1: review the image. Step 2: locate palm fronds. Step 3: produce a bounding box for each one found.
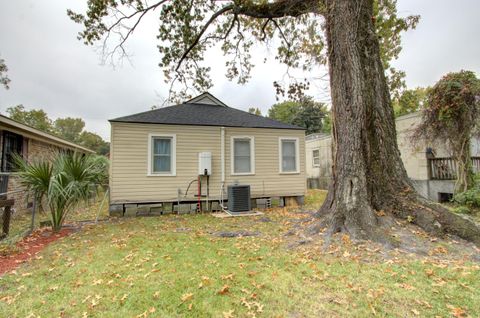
[15,152,108,232]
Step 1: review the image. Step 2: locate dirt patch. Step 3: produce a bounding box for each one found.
[0,227,75,275]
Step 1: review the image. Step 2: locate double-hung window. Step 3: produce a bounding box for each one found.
[312,149,320,167]
[148,134,176,176]
[279,137,299,173]
[231,136,254,175]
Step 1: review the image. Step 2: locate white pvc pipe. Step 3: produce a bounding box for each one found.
[221,127,225,183]
[220,127,225,206]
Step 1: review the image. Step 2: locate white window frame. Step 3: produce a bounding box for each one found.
[147,133,176,176]
[312,148,320,167]
[279,137,300,174]
[231,136,255,176]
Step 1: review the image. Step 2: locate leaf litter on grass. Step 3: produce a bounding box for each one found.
[0,190,479,317]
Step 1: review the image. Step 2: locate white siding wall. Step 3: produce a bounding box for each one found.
[395,113,429,180]
[306,135,332,179]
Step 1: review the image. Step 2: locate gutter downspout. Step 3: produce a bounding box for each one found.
[220,127,225,206]
[221,127,225,183]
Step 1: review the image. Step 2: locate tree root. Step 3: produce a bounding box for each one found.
[397,196,480,246]
[310,194,480,248]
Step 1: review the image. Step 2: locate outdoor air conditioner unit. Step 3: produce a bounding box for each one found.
[227,185,251,213]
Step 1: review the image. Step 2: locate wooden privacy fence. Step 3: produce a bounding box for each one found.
[428,157,480,180]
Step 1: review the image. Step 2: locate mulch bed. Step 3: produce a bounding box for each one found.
[0,227,74,275]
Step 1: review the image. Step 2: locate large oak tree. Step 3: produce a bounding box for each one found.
[69,0,480,244]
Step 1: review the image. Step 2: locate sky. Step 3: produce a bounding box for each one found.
[0,0,479,141]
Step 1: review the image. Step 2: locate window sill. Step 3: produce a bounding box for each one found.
[147,173,176,177]
[279,171,300,175]
[231,172,255,176]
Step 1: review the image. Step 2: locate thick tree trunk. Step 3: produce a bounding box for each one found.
[318,0,480,245]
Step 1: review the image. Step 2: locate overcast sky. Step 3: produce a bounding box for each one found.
[0,0,479,141]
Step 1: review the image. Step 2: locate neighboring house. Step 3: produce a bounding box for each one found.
[108,92,306,214]
[0,115,94,212]
[306,112,480,202]
[306,132,332,190]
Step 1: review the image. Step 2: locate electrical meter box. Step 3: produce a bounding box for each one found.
[198,152,212,175]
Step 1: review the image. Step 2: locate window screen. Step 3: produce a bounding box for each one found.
[2,132,23,172]
[152,137,172,173]
[233,138,251,173]
[281,139,297,172]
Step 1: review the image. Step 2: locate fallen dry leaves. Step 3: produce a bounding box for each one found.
[447,304,467,318]
[181,292,194,302]
[218,285,230,295]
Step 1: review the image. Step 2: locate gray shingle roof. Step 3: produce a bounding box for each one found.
[109,103,304,130]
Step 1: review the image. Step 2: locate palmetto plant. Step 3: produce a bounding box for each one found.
[15,152,108,232]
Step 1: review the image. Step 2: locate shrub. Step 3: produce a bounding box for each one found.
[15,152,107,232]
[453,174,480,208]
[90,155,109,187]
[452,206,471,215]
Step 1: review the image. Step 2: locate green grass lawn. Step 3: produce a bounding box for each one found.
[0,190,479,317]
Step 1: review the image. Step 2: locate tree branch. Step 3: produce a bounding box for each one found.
[175,0,322,72]
[271,19,290,49]
[260,18,272,41]
[235,0,323,19]
[175,4,235,72]
[106,1,167,33]
[102,1,168,62]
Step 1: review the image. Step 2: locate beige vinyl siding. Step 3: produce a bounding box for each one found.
[225,128,305,197]
[110,122,306,204]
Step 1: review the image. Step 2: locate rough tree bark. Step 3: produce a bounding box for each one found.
[317,0,480,245]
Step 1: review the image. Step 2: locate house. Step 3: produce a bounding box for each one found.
[108,92,306,215]
[0,114,94,212]
[306,112,480,202]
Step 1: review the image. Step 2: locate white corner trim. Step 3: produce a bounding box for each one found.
[278,137,300,174]
[147,133,176,176]
[230,135,255,176]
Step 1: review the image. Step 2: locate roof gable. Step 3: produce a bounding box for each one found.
[185,92,228,107]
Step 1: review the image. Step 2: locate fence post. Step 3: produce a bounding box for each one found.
[2,206,11,238]
[95,188,109,223]
[427,158,432,180]
[30,196,37,233]
[0,199,15,239]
